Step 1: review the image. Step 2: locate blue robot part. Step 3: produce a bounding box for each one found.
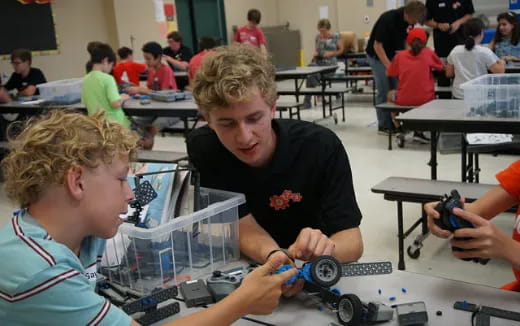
[275,255,342,288]
[275,263,312,285]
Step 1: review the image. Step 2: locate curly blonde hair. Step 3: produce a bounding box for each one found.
[2,110,139,207]
[192,45,277,115]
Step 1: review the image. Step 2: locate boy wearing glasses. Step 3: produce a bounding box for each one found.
[5,49,47,97]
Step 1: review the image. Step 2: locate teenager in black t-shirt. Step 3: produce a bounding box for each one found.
[187,46,363,295]
[163,31,193,71]
[5,49,47,97]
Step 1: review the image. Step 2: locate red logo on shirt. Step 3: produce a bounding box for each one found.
[269,190,302,210]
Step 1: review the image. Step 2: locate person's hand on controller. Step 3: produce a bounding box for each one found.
[449,208,516,262]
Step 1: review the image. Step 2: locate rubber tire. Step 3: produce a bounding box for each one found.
[310,255,342,287]
[407,246,420,259]
[337,294,363,326]
[397,135,405,148]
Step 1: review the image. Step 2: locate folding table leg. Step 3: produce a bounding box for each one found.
[397,201,405,271]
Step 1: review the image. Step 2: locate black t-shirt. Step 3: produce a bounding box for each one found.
[163,45,193,70]
[5,68,47,95]
[366,7,411,61]
[187,119,362,248]
[426,0,475,57]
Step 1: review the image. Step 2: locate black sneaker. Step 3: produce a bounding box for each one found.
[377,127,390,136]
[413,132,430,144]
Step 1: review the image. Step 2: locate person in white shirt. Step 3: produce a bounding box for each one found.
[446,18,505,99]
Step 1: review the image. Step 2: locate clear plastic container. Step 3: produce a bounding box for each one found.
[37,78,83,104]
[101,188,244,294]
[461,74,520,118]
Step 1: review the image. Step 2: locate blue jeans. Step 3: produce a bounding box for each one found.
[367,55,397,129]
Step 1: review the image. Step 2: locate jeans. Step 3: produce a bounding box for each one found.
[367,55,397,130]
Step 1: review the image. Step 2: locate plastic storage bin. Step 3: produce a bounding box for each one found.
[461,74,520,118]
[149,90,193,102]
[37,78,83,104]
[102,188,244,294]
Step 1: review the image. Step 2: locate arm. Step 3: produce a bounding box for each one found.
[324,38,345,58]
[259,44,267,56]
[164,56,189,71]
[239,214,283,264]
[329,227,363,262]
[18,85,37,97]
[450,14,473,34]
[0,87,9,103]
[425,19,451,32]
[489,39,496,52]
[386,56,399,77]
[489,59,506,74]
[445,63,455,77]
[373,40,391,68]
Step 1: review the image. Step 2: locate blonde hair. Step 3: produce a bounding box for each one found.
[192,45,277,115]
[2,110,139,207]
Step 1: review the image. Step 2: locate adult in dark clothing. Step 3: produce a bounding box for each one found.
[425,0,474,87]
[366,1,426,133]
[5,49,46,96]
[163,31,193,90]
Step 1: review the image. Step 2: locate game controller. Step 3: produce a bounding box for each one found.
[206,269,245,302]
[434,189,489,265]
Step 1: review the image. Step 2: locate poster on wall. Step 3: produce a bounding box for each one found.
[0,0,59,57]
[155,0,178,37]
[511,0,520,10]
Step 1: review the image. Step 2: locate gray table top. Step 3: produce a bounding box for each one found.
[275,66,338,79]
[0,99,199,118]
[158,268,520,325]
[397,99,520,133]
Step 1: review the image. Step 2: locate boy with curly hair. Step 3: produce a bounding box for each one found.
[0,110,295,325]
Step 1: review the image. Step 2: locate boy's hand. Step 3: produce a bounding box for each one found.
[287,227,335,262]
[449,208,513,261]
[438,23,450,32]
[120,93,130,102]
[424,201,452,238]
[234,254,297,315]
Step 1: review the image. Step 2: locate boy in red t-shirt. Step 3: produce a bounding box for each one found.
[233,9,267,56]
[424,160,520,292]
[188,37,216,89]
[386,28,444,142]
[113,47,146,86]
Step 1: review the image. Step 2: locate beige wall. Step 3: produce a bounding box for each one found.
[0,0,118,81]
[337,0,387,46]
[224,0,278,42]
[276,0,339,65]
[113,0,165,62]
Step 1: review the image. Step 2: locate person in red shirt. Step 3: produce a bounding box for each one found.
[188,37,216,89]
[113,47,146,86]
[126,42,178,94]
[233,9,267,55]
[424,160,520,292]
[386,28,444,143]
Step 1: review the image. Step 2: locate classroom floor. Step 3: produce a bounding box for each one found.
[0,81,517,290]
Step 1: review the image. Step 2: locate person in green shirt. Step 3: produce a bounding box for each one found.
[81,43,131,129]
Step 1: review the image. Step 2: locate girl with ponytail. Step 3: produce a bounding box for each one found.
[446,18,505,99]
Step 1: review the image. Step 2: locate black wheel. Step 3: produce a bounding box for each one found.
[310,255,342,287]
[407,246,420,259]
[337,294,363,326]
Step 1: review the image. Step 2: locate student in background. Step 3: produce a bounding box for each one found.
[446,18,505,99]
[163,31,193,73]
[113,46,147,86]
[0,110,296,325]
[85,41,104,73]
[489,12,520,62]
[424,160,520,292]
[233,8,267,56]
[5,49,46,97]
[303,18,345,108]
[387,28,444,143]
[188,37,217,88]
[81,43,130,128]
[366,1,426,135]
[125,42,177,95]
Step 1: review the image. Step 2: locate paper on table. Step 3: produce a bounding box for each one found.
[466,133,513,145]
[21,99,46,105]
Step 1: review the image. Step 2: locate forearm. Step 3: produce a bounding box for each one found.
[464,186,517,220]
[0,88,9,103]
[330,227,363,263]
[503,238,520,269]
[373,42,390,67]
[260,44,267,56]
[425,19,437,29]
[239,215,280,263]
[455,14,472,26]
[19,85,37,97]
